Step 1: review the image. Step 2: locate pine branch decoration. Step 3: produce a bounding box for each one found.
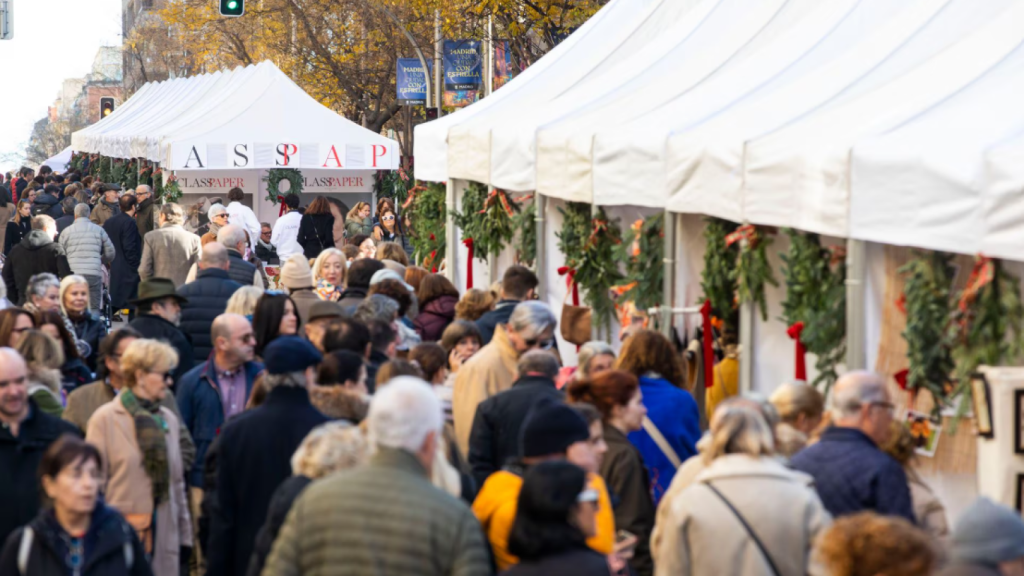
[701,217,739,332]
[899,251,956,413]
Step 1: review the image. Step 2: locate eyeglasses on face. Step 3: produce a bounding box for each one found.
[214,213,229,220]
[524,336,555,350]
[148,370,174,382]
[382,214,396,222]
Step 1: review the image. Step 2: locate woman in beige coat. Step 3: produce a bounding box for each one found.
[86,338,191,576]
[652,398,831,576]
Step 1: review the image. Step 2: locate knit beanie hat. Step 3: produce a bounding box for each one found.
[951,497,1024,565]
[281,254,314,290]
[520,401,591,458]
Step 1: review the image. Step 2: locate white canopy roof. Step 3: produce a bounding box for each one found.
[72,61,400,171]
[41,146,73,171]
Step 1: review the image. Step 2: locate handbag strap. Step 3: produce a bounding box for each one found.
[703,481,782,576]
[641,416,682,469]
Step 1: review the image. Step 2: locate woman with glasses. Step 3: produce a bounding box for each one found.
[197,204,229,243]
[86,338,190,576]
[504,461,610,576]
[0,306,35,347]
[614,329,701,505]
[371,206,411,255]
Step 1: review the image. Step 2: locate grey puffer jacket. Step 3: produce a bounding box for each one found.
[58,217,115,277]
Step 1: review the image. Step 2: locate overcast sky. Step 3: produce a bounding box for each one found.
[0,0,122,173]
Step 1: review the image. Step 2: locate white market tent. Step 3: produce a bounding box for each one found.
[73,61,400,172]
[415,0,1024,395]
[41,146,73,171]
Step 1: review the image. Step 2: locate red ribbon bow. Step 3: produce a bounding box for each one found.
[403,185,427,209]
[558,266,579,306]
[701,300,714,390]
[463,238,475,289]
[725,224,757,247]
[787,322,807,382]
[277,196,287,216]
[894,368,909,391]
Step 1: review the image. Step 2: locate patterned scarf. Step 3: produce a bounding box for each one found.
[120,388,170,504]
[316,278,342,302]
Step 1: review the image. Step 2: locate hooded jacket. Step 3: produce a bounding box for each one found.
[2,230,72,305]
[30,192,62,219]
[473,467,615,572]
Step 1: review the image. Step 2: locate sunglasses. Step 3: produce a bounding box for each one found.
[214,213,229,220]
[149,370,174,382]
[524,336,555,350]
[382,214,396,222]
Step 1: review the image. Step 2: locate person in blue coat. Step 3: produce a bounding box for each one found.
[102,196,142,316]
[615,329,701,504]
[177,243,244,360]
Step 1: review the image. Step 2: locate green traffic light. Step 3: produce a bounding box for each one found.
[221,0,243,16]
[227,1,237,8]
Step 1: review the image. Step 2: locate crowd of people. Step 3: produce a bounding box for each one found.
[0,164,1020,576]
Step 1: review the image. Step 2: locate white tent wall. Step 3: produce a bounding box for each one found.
[983,138,1024,260]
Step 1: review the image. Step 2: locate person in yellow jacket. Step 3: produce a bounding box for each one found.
[473,402,615,571]
[705,336,739,419]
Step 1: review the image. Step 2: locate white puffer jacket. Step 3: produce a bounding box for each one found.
[58,218,115,277]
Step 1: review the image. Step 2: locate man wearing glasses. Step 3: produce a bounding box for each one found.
[452,300,557,456]
[790,371,914,522]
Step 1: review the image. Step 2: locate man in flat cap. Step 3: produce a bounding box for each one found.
[205,336,329,576]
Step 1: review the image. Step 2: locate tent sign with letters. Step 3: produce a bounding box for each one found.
[170,141,399,171]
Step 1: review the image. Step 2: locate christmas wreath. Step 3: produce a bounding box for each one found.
[701,217,739,332]
[899,251,956,413]
[556,202,623,330]
[452,181,518,261]
[614,213,665,317]
[263,169,304,204]
[513,197,537,268]
[779,229,846,391]
[161,174,183,204]
[405,182,447,271]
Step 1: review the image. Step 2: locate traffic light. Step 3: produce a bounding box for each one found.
[425,107,439,121]
[100,98,115,119]
[220,0,244,17]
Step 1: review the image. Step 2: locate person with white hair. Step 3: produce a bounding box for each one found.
[140,203,202,287]
[452,299,558,455]
[58,201,115,311]
[134,184,159,238]
[652,397,831,576]
[262,377,491,576]
[217,224,265,288]
[791,371,914,521]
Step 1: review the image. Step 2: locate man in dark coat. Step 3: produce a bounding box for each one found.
[134,185,158,238]
[31,184,62,219]
[128,278,196,384]
[337,258,384,309]
[217,224,264,287]
[177,243,244,359]
[54,196,77,234]
[206,336,328,576]
[468,350,564,489]
[103,195,143,316]
[2,215,71,305]
[0,349,81,546]
[476,265,539,345]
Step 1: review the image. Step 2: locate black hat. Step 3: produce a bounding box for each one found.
[520,401,591,458]
[264,336,323,375]
[131,278,188,306]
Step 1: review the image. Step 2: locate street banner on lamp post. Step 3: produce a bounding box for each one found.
[443,39,482,108]
[397,58,432,105]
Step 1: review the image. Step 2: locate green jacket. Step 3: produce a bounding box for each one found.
[63,379,197,472]
[345,216,373,238]
[263,447,491,576]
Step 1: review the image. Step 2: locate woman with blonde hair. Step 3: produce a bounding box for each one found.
[769,382,825,457]
[226,285,265,319]
[345,201,373,238]
[86,338,191,576]
[61,274,107,372]
[16,329,65,417]
[652,398,831,576]
[248,422,367,576]
[3,199,31,257]
[454,287,495,322]
[375,240,409,266]
[312,247,346,301]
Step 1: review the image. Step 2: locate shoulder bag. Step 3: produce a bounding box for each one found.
[641,416,682,469]
[703,481,782,576]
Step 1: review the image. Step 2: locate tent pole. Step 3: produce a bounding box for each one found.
[445,179,457,284]
[434,10,443,117]
[739,232,753,394]
[661,209,675,339]
[535,192,547,300]
[846,239,867,370]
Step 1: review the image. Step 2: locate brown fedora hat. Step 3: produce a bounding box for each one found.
[130,278,189,306]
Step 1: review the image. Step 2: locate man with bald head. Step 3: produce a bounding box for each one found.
[178,242,244,360]
[0,348,80,544]
[790,371,913,521]
[176,314,263,567]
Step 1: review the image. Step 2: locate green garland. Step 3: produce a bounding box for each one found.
[98,156,113,183]
[733,227,778,322]
[615,212,664,315]
[701,217,739,332]
[556,202,623,329]
[109,160,127,189]
[123,159,139,191]
[406,182,447,270]
[513,199,537,267]
[375,167,412,206]
[949,258,1024,393]
[263,169,304,204]
[71,153,85,172]
[900,251,956,413]
[452,181,518,261]
[779,229,846,391]
[162,175,183,204]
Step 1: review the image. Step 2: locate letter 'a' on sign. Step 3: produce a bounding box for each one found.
[220,0,244,17]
